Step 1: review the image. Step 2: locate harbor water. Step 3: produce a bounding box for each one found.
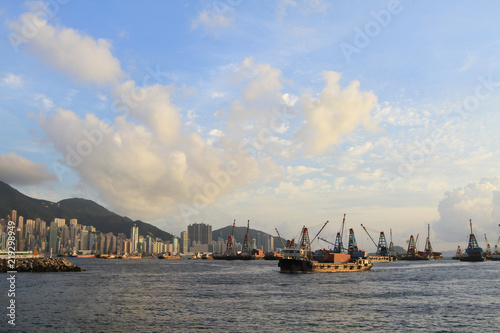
[3,258,500,332]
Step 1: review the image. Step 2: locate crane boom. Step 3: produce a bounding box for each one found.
[318,237,347,251]
[310,220,329,244]
[318,237,335,247]
[275,228,286,248]
[361,224,378,248]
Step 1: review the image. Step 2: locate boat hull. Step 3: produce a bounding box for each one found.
[278,258,373,273]
[460,255,486,262]
[367,255,396,262]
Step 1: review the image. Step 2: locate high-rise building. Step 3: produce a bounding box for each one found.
[173,237,178,254]
[54,218,66,227]
[131,224,139,253]
[11,210,17,225]
[48,227,58,252]
[187,223,212,245]
[180,231,189,253]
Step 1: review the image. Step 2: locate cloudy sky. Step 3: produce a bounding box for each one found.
[1,0,500,251]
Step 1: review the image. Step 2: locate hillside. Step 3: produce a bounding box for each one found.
[0,180,173,241]
[213,225,283,249]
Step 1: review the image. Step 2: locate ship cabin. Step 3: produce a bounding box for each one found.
[282,248,308,260]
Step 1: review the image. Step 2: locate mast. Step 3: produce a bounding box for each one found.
[389,229,396,257]
[242,220,251,255]
[225,219,236,256]
[340,214,346,245]
[424,224,433,254]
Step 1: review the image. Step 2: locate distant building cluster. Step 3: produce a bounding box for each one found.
[0,210,176,255]
[181,222,275,254]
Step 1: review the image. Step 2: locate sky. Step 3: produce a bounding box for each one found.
[1,0,500,251]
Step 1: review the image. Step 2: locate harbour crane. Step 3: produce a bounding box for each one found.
[361,224,389,256]
[484,234,492,256]
[225,219,236,256]
[389,229,397,257]
[241,220,251,256]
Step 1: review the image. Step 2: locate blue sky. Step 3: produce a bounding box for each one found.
[1,0,500,251]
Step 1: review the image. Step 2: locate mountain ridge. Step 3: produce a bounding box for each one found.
[0,180,173,241]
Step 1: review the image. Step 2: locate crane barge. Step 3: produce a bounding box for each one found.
[279,215,373,273]
[361,224,396,262]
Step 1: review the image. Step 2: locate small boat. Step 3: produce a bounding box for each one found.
[157,252,181,259]
[264,252,283,260]
[460,220,486,262]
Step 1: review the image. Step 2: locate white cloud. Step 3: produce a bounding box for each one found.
[192,9,233,29]
[434,177,500,243]
[208,129,223,137]
[1,73,23,88]
[211,91,226,98]
[37,103,265,219]
[111,81,182,146]
[296,71,379,155]
[34,94,54,109]
[9,12,124,85]
[0,152,57,185]
[286,165,324,178]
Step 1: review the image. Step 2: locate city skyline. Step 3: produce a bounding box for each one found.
[1,2,500,250]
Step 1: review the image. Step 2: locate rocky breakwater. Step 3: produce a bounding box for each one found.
[0,258,82,272]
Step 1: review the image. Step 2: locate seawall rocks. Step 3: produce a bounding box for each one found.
[0,258,82,272]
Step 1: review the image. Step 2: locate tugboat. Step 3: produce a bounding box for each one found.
[278,216,373,273]
[460,219,486,262]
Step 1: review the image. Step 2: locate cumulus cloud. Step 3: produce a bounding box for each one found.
[111,81,182,146]
[296,71,378,155]
[227,58,287,134]
[37,105,262,219]
[0,152,57,185]
[9,12,124,85]
[434,177,500,242]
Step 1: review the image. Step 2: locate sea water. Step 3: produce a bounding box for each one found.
[2,258,499,332]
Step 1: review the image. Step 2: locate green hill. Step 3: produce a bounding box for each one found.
[0,180,173,241]
[213,224,283,250]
